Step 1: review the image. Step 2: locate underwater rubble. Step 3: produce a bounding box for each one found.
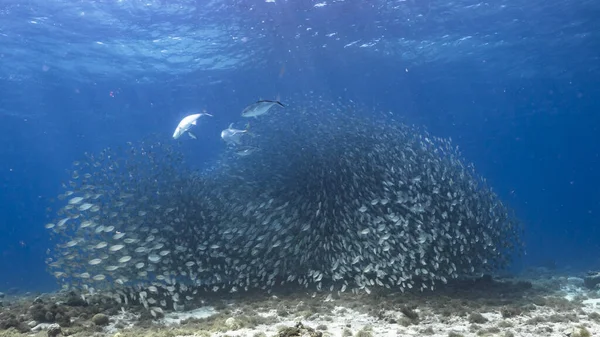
[1,274,600,336]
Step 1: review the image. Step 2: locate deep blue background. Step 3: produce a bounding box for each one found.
[0,0,599,292]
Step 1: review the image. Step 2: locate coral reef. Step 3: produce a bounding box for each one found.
[583,272,600,290]
[0,273,599,336]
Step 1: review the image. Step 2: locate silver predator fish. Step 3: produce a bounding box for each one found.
[172,112,212,139]
[241,100,285,118]
[221,123,250,146]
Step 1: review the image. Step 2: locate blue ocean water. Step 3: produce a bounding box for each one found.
[0,0,598,293]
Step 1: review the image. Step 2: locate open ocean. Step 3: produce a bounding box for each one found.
[0,1,598,336]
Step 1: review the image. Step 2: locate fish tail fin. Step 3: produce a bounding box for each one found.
[245,123,256,137]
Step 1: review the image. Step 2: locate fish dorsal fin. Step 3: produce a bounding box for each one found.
[256,99,285,107]
[229,123,234,129]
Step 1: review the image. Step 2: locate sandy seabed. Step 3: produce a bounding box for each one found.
[1,270,600,337]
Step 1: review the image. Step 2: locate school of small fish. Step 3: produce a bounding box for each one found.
[44,99,523,318]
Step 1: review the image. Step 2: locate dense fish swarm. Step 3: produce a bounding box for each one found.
[45,100,523,315]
